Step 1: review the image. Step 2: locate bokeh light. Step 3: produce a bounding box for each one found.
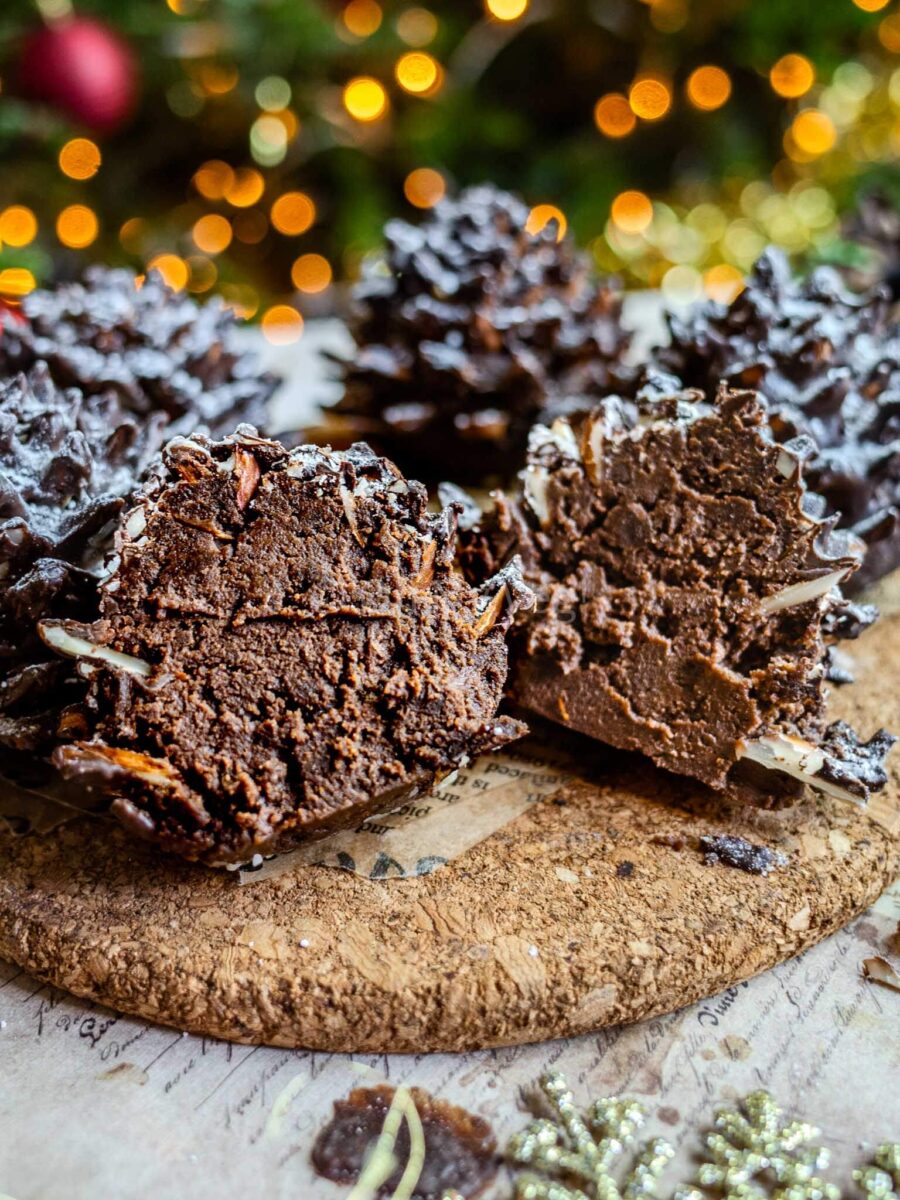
[611,190,654,234]
[484,0,528,20]
[404,167,446,208]
[224,168,265,208]
[343,0,383,37]
[791,109,837,156]
[58,138,102,180]
[118,218,146,253]
[525,204,567,240]
[852,0,889,11]
[395,52,441,95]
[193,161,235,201]
[291,253,333,293]
[262,304,304,344]
[187,255,217,293]
[192,214,233,254]
[147,253,189,291]
[397,7,438,46]
[593,93,636,138]
[686,66,731,111]
[0,206,38,247]
[0,268,36,299]
[770,54,815,99]
[255,76,292,112]
[56,205,98,249]
[271,192,316,236]
[703,263,745,303]
[629,78,672,120]
[343,77,388,121]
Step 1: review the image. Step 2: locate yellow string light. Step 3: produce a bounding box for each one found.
[291,253,333,293]
[611,190,654,234]
[593,93,636,138]
[629,78,672,120]
[0,268,36,299]
[342,0,383,37]
[56,205,98,249]
[790,109,836,155]
[58,138,101,180]
[485,0,528,19]
[525,204,567,240]
[395,52,441,95]
[261,304,304,345]
[147,254,189,292]
[403,167,446,208]
[192,214,233,255]
[853,0,889,11]
[343,76,388,121]
[271,192,316,236]
[686,66,731,111]
[770,54,815,99]
[0,206,38,247]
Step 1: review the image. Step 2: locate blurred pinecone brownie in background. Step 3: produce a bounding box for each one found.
[327,184,632,482]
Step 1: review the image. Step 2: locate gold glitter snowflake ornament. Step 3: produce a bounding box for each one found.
[507,1071,675,1200]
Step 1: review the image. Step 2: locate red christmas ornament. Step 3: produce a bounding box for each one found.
[19,16,139,133]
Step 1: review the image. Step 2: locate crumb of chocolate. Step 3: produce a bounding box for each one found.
[699,834,788,876]
[311,1084,498,1200]
[616,861,635,877]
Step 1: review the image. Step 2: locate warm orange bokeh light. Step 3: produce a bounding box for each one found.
[224,168,265,208]
[56,205,98,249]
[703,264,745,304]
[403,167,446,208]
[262,305,304,345]
[192,214,233,254]
[271,192,316,236]
[852,0,889,11]
[395,52,440,95]
[193,161,235,201]
[593,93,636,138]
[880,13,900,50]
[342,0,382,36]
[769,54,815,99]
[0,206,38,247]
[59,138,101,180]
[147,254,190,291]
[686,66,731,111]
[0,268,36,299]
[791,109,836,156]
[291,254,333,293]
[611,190,654,234]
[525,204,567,240]
[485,0,528,18]
[629,78,672,120]
[343,76,388,121]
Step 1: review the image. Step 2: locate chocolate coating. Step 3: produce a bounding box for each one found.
[0,267,279,435]
[458,377,893,804]
[660,248,900,589]
[48,430,530,864]
[330,184,631,481]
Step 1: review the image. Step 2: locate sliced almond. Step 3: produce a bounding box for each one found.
[40,623,152,679]
[234,446,261,511]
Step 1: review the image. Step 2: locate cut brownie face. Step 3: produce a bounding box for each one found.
[43,431,531,864]
[0,365,168,759]
[456,377,894,806]
[330,184,631,482]
[0,267,280,435]
[660,248,900,589]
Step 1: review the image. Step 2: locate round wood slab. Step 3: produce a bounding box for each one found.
[1,606,898,1053]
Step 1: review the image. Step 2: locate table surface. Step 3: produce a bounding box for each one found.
[1,307,899,1200]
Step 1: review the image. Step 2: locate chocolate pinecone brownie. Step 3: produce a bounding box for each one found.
[0,365,167,763]
[0,266,279,435]
[44,430,532,864]
[330,184,631,482]
[660,248,900,589]
[455,374,894,806]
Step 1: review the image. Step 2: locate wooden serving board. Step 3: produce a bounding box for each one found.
[0,601,898,1054]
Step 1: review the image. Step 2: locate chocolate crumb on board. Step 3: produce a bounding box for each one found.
[699,834,788,876]
[328,183,631,482]
[457,373,895,807]
[660,248,900,590]
[0,266,279,436]
[311,1084,498,1200]
[43,429,531,864]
